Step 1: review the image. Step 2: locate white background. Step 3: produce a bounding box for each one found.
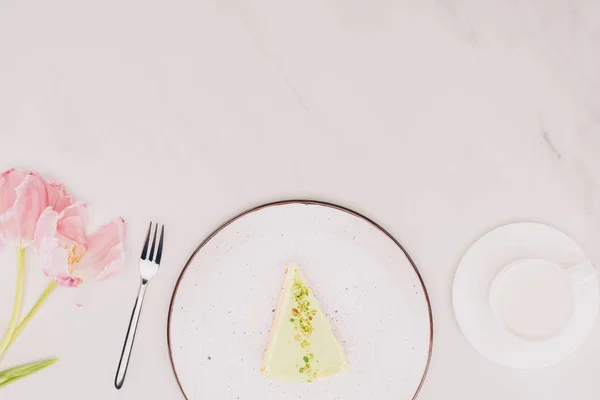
[0,0,599,399]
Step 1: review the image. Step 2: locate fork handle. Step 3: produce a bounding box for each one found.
[115,282,148,389]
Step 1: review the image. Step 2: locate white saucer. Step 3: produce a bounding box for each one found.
[453,222,599,369]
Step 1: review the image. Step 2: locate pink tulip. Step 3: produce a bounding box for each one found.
[35,202,126,287]
[0,169,73,359]
[0,168,127,383]
[0,169,73,249]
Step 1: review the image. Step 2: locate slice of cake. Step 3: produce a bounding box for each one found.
[261,263,348,382]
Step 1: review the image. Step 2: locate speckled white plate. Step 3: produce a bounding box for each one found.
[168,200,433,400]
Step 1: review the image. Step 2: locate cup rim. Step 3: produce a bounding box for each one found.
[489,257,575,340]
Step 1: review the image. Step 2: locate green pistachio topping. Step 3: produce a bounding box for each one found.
[289,273,320,381]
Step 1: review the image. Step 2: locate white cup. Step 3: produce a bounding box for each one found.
[489,258,596,341]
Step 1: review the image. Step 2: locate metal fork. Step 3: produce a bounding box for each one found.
[115,222,165,389]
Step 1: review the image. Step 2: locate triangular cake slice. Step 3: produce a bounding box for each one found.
[261,263,348,382]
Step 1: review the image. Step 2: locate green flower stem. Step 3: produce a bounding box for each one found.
[0,247,26,357]
[0,358,58,388]
[8,281,58,349]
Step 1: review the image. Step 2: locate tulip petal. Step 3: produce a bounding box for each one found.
[73,217,126,283]
[0,169,28,244]
[55,202,88,248]
[0,169,75,249]
[11,173,51,244]
[38,235,82,288]
[45,181,73,214]
[0,209,19,244]
[34,208,59,251]
[0,169,27,214]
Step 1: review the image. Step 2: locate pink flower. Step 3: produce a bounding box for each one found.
[0,169,73,249]
[34,202,126,287]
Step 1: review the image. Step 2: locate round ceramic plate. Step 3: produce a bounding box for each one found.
[168,200,433,400]
[453,222,599,369]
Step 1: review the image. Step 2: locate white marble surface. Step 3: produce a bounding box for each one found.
[0,0,599,399]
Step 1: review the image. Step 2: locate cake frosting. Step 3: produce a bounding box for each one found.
[261,263,348,382]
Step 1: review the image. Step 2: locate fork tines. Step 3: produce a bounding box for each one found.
[141,222,164,264]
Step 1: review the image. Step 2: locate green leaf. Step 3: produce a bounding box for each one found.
[0,358,58,388]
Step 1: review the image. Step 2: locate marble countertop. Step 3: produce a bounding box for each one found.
[0,0,599,398]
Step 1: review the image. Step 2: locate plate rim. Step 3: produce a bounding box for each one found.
[167,199,434,400]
